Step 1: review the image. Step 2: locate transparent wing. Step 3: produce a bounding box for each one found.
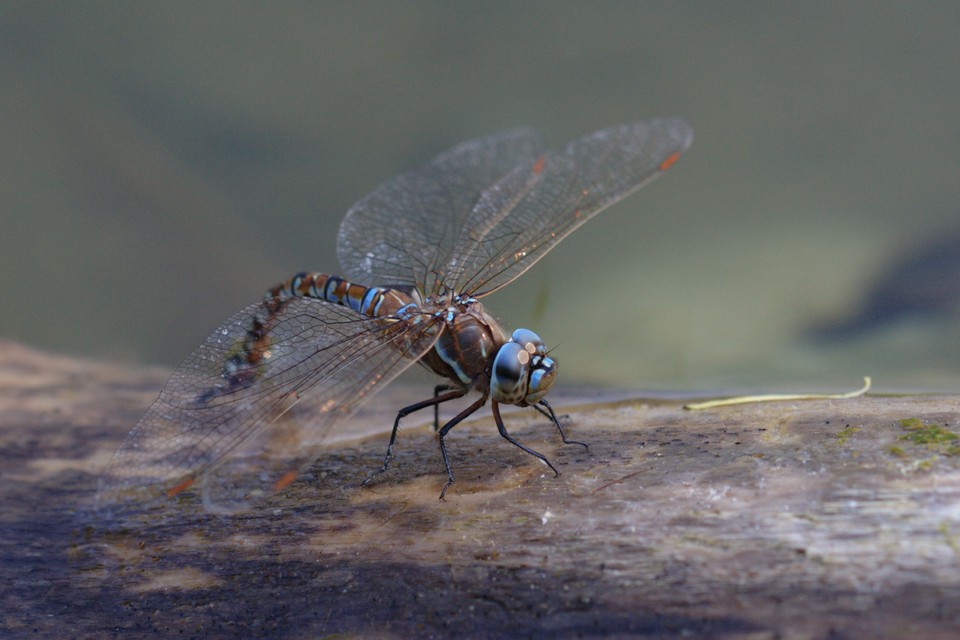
[98,296,440,510]
[337,128,546,295]
[447,118,694,296]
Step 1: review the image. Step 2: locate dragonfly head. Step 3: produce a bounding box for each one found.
[490,329,557,406]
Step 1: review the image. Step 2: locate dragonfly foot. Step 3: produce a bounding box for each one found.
[539,400,589,450]
[361,455,392,488]
[438,475,454,501]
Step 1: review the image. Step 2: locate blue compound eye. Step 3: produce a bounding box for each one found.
[510,329,546,356]
[491,329,557,406]
[524,355,557,404]
[491,342,530,405]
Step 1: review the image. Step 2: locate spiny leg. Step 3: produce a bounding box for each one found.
[491,400,559,477]
[433,383,460,432]
[362,386,467,487]
[436,394,490,500]
[538,399,588,449]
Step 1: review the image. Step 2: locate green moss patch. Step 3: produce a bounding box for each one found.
[897,418,960,456]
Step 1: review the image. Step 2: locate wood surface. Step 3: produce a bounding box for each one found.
[2,339,959,638]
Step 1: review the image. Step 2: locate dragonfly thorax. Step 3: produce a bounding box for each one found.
[490,328,557,407]
[419,299,508,389]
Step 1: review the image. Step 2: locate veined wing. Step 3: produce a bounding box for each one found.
[446,118,693,297]
[98,296,440,509]
[337,128,546,295]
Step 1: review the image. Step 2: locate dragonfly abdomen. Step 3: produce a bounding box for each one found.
[267,272,411,318]
[218,273,416,385]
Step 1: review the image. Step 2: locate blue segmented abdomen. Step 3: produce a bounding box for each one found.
[267,272,395,318]
[201,273,418,403]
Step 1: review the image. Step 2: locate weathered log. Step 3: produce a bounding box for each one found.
[2,339,959,638]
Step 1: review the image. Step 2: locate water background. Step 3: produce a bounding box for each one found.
[4,3,959,391]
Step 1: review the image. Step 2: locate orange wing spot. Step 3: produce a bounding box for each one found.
[658,151,683,172]
[532,155,546,175]
[273,470,298,491]
[167,477,195,498]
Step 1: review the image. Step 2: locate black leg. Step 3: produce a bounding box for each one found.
[436,394,489,500]
[433,383,458,432]
[530,402,553,421]
[491,401,559,477]
[538,399,588,449]
[362,386,467,488]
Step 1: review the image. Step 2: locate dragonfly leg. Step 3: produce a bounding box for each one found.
[362,386,467,488]
[530,402,553,421]
[491,400,559,477]
[436,394,489,500]
[433,383,459,432]
[538,399,588,449]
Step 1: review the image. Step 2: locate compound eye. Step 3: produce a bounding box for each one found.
[524,355,557,404]
[510,329,546,356]
[490,342,530,404]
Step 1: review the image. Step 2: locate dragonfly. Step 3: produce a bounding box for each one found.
[99,118,693,508]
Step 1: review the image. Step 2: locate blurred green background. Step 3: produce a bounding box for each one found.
[3,2,959,391]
